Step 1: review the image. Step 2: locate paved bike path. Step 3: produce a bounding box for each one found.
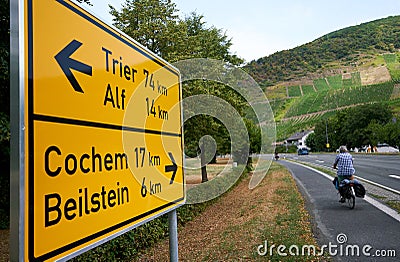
[279,160,400,261]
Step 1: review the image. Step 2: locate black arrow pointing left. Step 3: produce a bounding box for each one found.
[55,40,92,93]
[165,152,178,184]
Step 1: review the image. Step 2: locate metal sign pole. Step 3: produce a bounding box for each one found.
[10,0,25,260]
[168,209,179,262]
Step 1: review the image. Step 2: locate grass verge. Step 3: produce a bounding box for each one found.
[71,163,245,261]
[136,161,329,261]
[387,201,400,214]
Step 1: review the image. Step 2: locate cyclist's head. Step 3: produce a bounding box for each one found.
[339,145,348,153]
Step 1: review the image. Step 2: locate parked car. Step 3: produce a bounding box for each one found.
[376,144,399,153]
[298,148,309,155]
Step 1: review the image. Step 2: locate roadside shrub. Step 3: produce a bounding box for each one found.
[0,112,9,229]
[275,144,298,154]
[72,204,208,261]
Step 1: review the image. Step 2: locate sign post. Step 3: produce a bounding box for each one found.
[168,209,179,262]
[11,0,185,260]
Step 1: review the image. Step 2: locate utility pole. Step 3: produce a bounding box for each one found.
[325,120,330,151]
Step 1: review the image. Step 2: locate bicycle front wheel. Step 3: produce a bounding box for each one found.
[347,195,355,209]
[347,187,355,209]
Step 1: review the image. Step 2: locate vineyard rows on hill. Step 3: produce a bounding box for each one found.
[285,82,394,118]
[276,111,337,141]
[343,72,362,88]
[301,85,315,95]
[285,71,363,99]
[326,75,343,89]
[313,78,330,91]
[384,53,400,83]
[288,85,302,97]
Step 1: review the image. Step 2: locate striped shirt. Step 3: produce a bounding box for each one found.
[335,152,355,176]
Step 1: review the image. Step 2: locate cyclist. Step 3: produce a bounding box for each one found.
[333,145,355,202]
[274,151,279,161]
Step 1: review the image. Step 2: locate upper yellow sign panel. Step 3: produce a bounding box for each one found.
[32,0,181,134]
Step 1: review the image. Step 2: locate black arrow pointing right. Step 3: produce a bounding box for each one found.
[55,39,92,93]
[165,152,178,184]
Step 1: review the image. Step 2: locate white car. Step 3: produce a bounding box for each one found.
[376,144,399,153]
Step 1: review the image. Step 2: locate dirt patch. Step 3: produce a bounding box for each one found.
[135,163,321,261]
[185,163,231,191]
[360,65,391,85]
[0,230,9,261]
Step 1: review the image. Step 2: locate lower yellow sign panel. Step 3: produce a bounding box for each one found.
[29,121,184,260]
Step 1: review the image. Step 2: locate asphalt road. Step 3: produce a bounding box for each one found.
[285,153,400,192]
[278,160,400,261]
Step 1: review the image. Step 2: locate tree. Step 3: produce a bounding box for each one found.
[179,12,242,65]
[111,1,247,182]
[245,118,261,154]
[305,132,316,152]
[382,121,400,148]
[0,0,9,115]
[313,120,331,151]
[365,120,384,147]
[110,0,181,59]
[313,103,393,150]
[343,104,392,148]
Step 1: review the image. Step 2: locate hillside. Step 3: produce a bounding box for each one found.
[243,15,400,141]
[244,15,400,88]
[244,16,400,141]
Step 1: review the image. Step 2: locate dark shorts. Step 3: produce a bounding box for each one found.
[338,175,352,183]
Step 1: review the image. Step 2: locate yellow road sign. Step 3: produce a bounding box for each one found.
[23,0,184,260]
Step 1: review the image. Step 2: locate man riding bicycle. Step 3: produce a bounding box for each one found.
[333,145,355,202]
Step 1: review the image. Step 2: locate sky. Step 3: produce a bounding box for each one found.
[87,0,400,63]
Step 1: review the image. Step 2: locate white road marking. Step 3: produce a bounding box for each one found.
[389,174,400,180]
